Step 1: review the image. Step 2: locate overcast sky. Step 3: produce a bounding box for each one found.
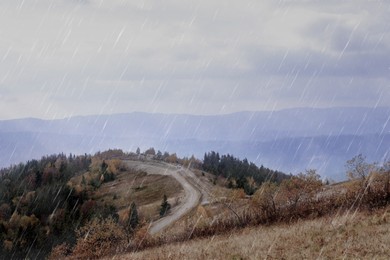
[0,0,389,119]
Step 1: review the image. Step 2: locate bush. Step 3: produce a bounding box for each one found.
[251,181,278,221]
[71,217,126,259]
[89,178,101,189]
[132,226,155,250]
[47,243,71,260]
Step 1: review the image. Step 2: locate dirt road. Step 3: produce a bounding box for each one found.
[125,161,202,235]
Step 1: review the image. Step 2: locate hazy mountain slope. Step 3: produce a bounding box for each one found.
[1,107,389,140]
[0,107,389,180]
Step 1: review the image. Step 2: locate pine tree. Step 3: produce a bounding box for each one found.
[127,202,139,236]
[159,195,171,217]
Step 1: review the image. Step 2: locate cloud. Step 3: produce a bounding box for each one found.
[0,0,389,119]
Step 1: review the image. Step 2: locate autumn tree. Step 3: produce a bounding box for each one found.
[165,153,178,164]
[5,213,40,255]
[347,154,371,180]
[144,147,156,156]
[278,169,322,213]
[346,154,377,192]
[348,158,390,206]
[182,155,202,169]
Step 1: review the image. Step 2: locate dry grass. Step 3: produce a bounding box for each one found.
[114,207,390,259]
[60,163,390,259]
[93,170,184,221]
[159,198,250,241]
[95,171,182,206]
[68,165,184,223]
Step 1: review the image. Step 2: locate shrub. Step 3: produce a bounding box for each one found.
[47,243,71,260]
[132,226,154,250]
[251,181,278,221]
[89,178,101,189]
[71,217,126,259]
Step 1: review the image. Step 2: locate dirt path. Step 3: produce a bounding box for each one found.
[125,160,202,235]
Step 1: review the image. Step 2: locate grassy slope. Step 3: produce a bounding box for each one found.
[69,165,184,222]
[118,207,390,259]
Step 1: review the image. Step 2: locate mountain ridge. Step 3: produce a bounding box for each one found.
[1,107,389,180]
[2,106,389,122]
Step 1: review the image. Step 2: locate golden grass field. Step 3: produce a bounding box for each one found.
[115,207,390,260]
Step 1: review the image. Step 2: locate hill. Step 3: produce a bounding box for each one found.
[1,149,389,259]
[0,148,286,258]
[0,151,189,258]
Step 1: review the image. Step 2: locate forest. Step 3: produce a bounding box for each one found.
[203,151,288,194]
[0,153,92,258]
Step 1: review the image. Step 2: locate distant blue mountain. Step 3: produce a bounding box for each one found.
[0,107,389,180]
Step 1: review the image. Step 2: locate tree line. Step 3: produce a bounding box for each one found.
[203,151,289,195]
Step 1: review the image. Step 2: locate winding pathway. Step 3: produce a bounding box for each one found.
[125,161,202,235]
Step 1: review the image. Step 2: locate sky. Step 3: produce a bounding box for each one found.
[0,0,389,119]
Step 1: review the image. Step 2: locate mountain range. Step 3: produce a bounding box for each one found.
[1,107,389,180]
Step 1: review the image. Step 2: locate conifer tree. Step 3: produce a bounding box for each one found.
[125,202,139,241]
[127,202,139,232]
[159,195,171,217]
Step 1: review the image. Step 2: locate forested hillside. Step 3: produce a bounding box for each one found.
[0,148,285,258]
[1,149,389,259]
[0,153,92,258]
[203,151,288,194]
